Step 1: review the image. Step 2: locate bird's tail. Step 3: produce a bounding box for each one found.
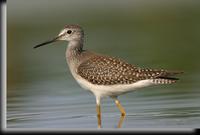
[152,70,183,84]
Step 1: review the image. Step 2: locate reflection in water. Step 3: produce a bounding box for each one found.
[96,114,126,128]
[117,115,126,128]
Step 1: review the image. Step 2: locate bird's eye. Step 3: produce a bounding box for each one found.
[67,30,72,34]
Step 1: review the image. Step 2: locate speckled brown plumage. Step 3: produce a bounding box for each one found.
[77,55,182,85]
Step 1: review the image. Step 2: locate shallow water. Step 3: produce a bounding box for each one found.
[7,0,200,129]
[7,79,200,128]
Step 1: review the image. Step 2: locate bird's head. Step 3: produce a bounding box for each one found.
[33,24,84,49]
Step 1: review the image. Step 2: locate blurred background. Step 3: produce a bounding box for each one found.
[7,0,200,128]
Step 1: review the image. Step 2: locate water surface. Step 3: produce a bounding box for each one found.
[7,0,200,129]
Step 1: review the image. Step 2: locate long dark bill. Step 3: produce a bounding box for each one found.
[33,36,60,49]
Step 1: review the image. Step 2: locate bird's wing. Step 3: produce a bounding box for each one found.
[77,55,182,85]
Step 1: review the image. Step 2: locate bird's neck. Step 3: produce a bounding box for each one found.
[67,39,83,51]
[66,40,84,66]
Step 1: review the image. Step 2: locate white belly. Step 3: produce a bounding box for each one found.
[73,73,154,98]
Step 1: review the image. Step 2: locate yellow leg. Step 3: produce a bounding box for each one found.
[118,115,125,128]
[114,99,126,116]
[96,104,101,128]
[113,98,126,128]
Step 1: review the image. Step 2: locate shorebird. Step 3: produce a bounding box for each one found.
[34,24,183,128]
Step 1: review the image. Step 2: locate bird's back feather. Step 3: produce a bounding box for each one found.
[77,55,183,85]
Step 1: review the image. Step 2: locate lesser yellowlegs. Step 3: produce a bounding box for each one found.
[34,24,183,128]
